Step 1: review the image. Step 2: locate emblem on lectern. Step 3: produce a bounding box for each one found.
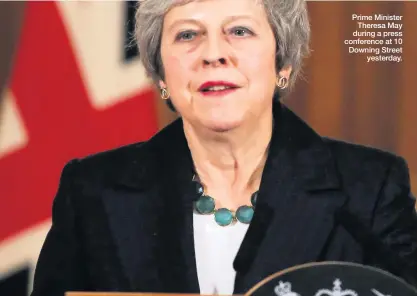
[314,279,358,296]
[274,281,301,296]
[246,262,416,296]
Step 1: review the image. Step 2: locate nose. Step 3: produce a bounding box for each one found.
[204,57,227,66]
[201,34,229,67]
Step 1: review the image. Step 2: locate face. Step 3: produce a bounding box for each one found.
[160,0,285,132]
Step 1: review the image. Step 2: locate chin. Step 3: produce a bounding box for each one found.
[194,106,247,133]
[202,117,243,133]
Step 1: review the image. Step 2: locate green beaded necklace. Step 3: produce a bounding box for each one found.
[192,175,258,227]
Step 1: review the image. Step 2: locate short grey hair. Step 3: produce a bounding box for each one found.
[134,0,310,98]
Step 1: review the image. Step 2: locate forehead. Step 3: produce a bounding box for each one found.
[170,0,263,4]
[169,0,264,9]
[164,0,267,23]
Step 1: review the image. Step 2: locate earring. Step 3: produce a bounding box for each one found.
[276,76,288,90]
[160,87,170,100]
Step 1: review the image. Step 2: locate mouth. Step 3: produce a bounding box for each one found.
[198,81,240,97]
[199,86,239,97]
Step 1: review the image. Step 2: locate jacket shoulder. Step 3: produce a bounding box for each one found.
[62,119,184,189]
[79,142,145,166]
[322,137,410,214]
[323,137,406,169]
[63,140,158,189]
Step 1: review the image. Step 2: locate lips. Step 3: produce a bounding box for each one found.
[198,81,239,92]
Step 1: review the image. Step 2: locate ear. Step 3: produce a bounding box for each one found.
[278,65,293,79]
[159,80,167,89]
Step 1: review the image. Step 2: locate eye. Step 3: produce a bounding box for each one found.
[229,26,253,37]
[175,30,197,41]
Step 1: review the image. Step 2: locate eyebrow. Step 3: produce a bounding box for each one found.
[167,15,259,32]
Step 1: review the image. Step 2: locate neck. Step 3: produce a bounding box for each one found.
[183,109,274,208]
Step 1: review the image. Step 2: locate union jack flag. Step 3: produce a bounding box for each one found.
[0,2,158,295]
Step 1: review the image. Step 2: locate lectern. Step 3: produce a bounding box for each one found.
[66,262,417,296]
[67,294,205,296]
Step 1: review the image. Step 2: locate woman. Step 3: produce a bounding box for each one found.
[31,0,417,295]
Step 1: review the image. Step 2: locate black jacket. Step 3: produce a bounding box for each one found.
[31,101,417,295]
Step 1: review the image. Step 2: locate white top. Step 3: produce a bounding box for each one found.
[193,213,250,295]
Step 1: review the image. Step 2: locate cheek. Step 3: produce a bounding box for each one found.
[164,54,191,85]
[239,46,276,84]
[234,41,277,104]
[162,53,195,109]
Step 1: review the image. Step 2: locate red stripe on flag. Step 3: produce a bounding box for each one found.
[0,2,158,242]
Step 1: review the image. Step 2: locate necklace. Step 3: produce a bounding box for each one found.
[192,175,258,227]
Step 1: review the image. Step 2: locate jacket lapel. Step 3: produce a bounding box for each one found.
[233,102,346,293]
[107,119,199,293]
[150,119,200,293]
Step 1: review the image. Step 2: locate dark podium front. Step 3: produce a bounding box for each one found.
[67,261,417,296]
